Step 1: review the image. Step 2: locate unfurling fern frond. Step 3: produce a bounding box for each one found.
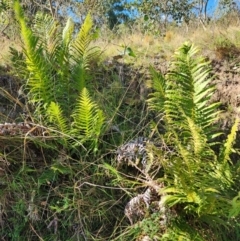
[71,88,104,143]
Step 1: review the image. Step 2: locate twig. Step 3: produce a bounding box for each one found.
[48,0,55,19]
[30,223,44,241]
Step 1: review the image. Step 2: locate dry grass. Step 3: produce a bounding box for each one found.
[94,19,240,68]
[0,36,21,67]
[1,17,240,69]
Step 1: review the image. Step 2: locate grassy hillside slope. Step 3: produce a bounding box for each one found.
[0,12,240,241]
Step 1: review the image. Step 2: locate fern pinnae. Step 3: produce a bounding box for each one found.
[220,118,239,164]
[47,102,68,134]
[32,12,58,52]
[71,88,104,140]
[70,13,100,92]
[186,117,206,155]
[147,66,166,112]
[71,13,93,62]
[14,1,55,106]
[62,18,74,47]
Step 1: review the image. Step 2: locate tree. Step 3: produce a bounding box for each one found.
[132,0,195,25]
[73,0,129,29]
[130,0,214,30]
[217,0,240,14]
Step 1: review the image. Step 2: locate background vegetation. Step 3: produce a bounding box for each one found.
[0,0,240,240]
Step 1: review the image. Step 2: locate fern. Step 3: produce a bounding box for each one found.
[14,1,54,107]
[148,42,221,140]
[148,66,166,113]
[32,12,59,52]
[229,192,240,218]
[71,88,104,146]
[145,42,240,240]
[62,18,74,47]
[47,102,68,134]
[14,1,99,111]
[13,1,104,151]
[219,118,239,164]
[31,13,73,114]
[70,13,100,92]
[213,118,239,186]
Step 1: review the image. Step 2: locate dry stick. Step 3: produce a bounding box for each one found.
[32,0,52,13]
[21,123,87,171]
[30,223,44,241]
[0,87,25,109]
[76,181,133,190]
[48,0,55,19]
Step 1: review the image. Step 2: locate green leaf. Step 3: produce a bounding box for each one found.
[144,14,149,21]
[38,169,56,186]
[51,163,72,175]
[229,192,240,217]
[126,47,136,57]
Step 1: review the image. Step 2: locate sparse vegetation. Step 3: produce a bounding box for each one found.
[0,0,240,240]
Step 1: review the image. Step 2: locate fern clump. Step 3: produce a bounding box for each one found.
[148,42,221,140]
[111,42,240,240]
[147,43,240,240]
[13,0,103,150]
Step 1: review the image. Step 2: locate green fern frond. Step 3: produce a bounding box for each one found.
[162,219,206,241]
[147,66,166,112]
[47,102,68,134]
[32,12,58,51]
[14,1,103,151]
[49,18,74,113]
[70,13,100,92]
[221,118,238,163]
[146,42,239,241]
[72,13,93,59]
[71,88,104,141]
[229,192,240,218]
[62,18,74,47]
[148,42,220,141]
[185,117,207,155]
[14,0,54,106]
[166,43,218,127]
